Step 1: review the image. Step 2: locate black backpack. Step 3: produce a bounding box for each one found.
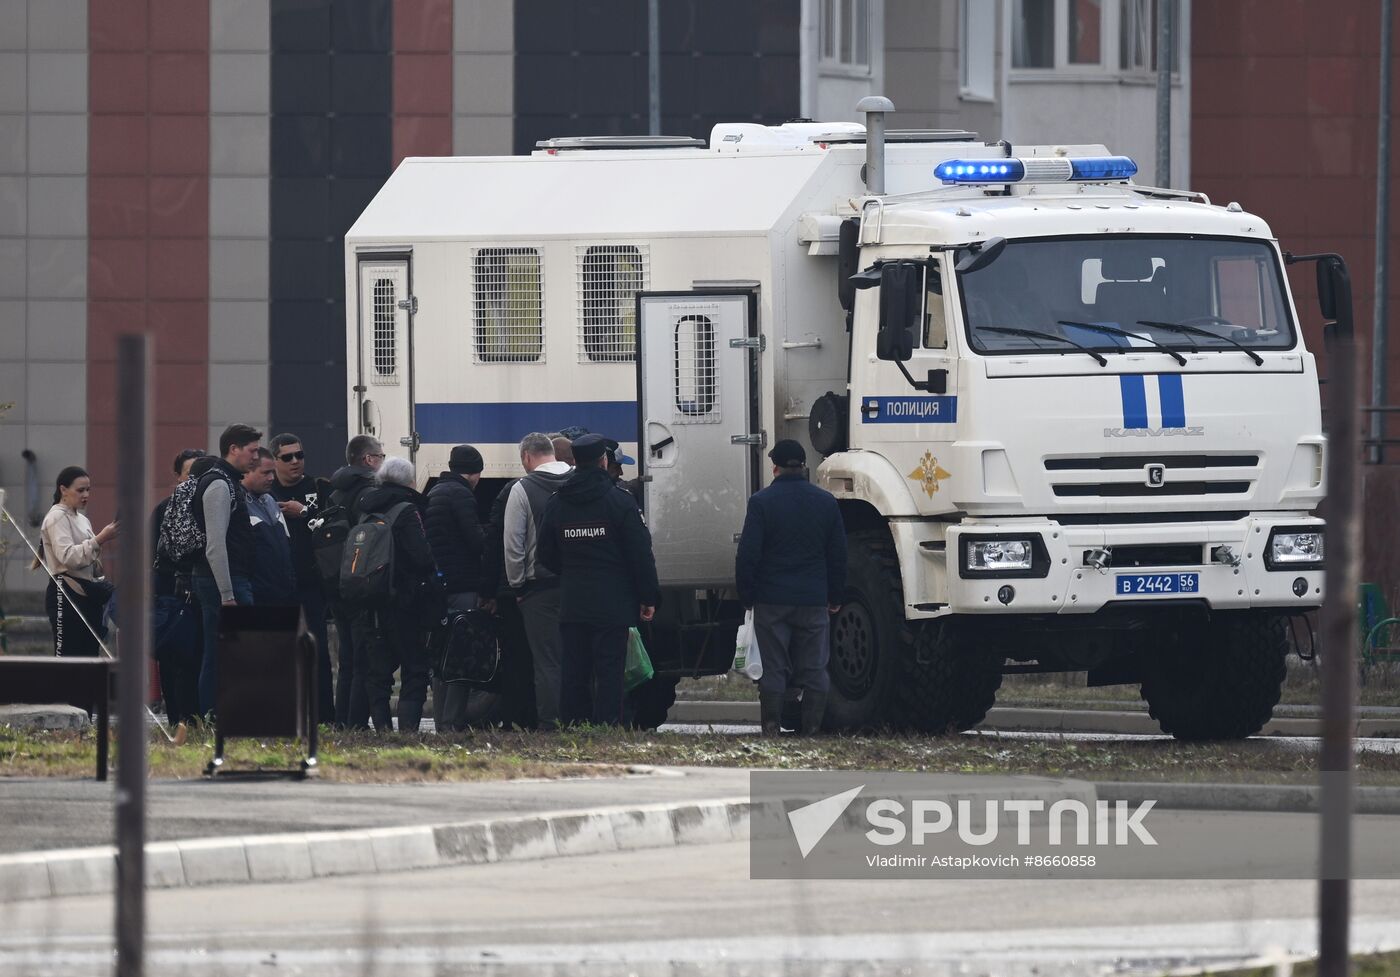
[157,470,232,567]
[434,609,500,686]
[338,501,414,606]
[311,478,363,599]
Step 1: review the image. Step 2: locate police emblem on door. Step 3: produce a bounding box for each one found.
[1145,463,1166,488]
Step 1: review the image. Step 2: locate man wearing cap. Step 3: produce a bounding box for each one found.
[607,445,643,506]
[735,439,847,735]
[425,444,485,731]
[538,433,660,726]
[502,432,573,727]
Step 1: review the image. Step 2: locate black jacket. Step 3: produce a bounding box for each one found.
[270,474,321,590]
[355,481,436,607]
[735,473,847,608]
[328,464,376,523]
[538,465,660,626]
[480,478,516,599]
[424,473,483,594]
[247,496,298,605]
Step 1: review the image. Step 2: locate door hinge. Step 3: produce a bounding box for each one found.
[728,336,765,351]
[397,296,418,314]
[730,432,767,447]
[399,432,421,451]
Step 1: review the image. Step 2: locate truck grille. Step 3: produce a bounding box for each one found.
[1045,453,1259,500]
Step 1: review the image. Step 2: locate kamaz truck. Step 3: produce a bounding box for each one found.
[345,97,1344,738]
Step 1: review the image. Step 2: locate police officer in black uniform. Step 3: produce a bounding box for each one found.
[538,434,659,726]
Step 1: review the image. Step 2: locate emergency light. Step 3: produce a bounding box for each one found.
[934,155,1138,185]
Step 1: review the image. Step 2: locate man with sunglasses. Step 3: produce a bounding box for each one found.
[269,432,333,722]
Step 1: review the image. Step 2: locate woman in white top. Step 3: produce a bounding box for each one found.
[36,466,118,657]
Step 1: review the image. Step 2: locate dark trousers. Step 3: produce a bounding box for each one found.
[191,573,254,717]
[432,591,477,732]
[153,591,202,725]
[332,600,366,728]
[362,606,429,733]
[45,578,105,658]
[753,603,831,697]
[297,582,333,724]
[559,623,628,726]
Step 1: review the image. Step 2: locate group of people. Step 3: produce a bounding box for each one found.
[35,422,848,738]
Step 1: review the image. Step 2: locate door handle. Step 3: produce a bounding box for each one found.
[361,399,375,433]
[649,435,675,458]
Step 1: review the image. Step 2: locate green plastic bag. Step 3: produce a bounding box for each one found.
[624,627,654,692]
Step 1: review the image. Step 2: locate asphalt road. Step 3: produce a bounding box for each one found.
[3,827,1400,977]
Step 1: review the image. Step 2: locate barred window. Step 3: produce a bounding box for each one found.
[578,244,648,363]
[674,314,718,422]
[473,247,544,363]
[371,276,398,383]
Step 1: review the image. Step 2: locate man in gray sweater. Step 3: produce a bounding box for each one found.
[192,424,262,715]
[503,432,572,727]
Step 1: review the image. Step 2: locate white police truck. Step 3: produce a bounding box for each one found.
[345,98,1344,737]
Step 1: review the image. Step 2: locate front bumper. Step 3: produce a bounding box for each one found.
[943,515,1324,615]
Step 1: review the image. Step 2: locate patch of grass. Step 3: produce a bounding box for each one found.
[5,722,1400,785]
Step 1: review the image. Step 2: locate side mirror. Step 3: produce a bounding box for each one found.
[876,261,921,362]
[837,218,860,312]
[1315,258,1336,322]
[955,236,1006,274]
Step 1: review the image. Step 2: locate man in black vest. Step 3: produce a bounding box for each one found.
[539,434,659,726]
[191,423,262,716]
[326,435,384,728]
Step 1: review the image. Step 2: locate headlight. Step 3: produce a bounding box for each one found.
[966,538,1034,572]
[1266,528,1324,570]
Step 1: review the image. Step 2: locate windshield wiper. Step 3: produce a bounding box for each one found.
[1057,321,1188,366]
[1136,320,1265,366]
[979,326,1109,366]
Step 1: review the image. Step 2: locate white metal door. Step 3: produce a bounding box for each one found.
[357,260,415,461]
[639,292,756,587]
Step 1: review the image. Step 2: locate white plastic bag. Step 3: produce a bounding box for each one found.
[732,609,762,680]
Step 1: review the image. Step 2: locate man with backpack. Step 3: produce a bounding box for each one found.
[346,456,436,733]
[321,435,384,727]
[425,444,485,731]
[191,424,263,716]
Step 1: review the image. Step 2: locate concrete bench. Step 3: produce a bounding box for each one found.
[0,656,112,780]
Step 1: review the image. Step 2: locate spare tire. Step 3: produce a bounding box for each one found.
[809,392,848,456]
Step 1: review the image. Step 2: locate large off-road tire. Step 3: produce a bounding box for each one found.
[1139,611,1288,741]
[825,529,1003,733]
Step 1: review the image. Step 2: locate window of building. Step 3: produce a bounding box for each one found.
[674,315,718,422]
[579,244,648,363]
[1013,0,1103,68]
[473,247,544,363]
[1120,0,1180,73]
[959,0,996,100]
[819,0,871,70]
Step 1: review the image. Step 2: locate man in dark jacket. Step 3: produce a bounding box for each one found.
[192,424,262,716]
[735,439,847,736]
[539,434,660,726]
[242,448,298,606]
[325,435,384,727]
[268,432,333,722]
[151,448,205,736]
[425,444,485,730]
[354,456,437,732]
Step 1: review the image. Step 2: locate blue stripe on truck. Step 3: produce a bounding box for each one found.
[415,401,638,445]
[1118,375,1148,429]
[1157,374,1186,428]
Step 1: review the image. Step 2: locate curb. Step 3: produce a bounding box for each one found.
[0,796,752,904]
[1096,781,1400,814]
[669,701,1400,737]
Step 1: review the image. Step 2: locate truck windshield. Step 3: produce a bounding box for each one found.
[958,236,1296,357]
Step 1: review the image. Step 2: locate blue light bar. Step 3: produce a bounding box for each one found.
[935,155,1138,185]
[934,159,1025,183]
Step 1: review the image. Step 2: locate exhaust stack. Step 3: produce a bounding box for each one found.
[857,95,895,195]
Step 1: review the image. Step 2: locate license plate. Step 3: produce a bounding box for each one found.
[1116,573,1199,595]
